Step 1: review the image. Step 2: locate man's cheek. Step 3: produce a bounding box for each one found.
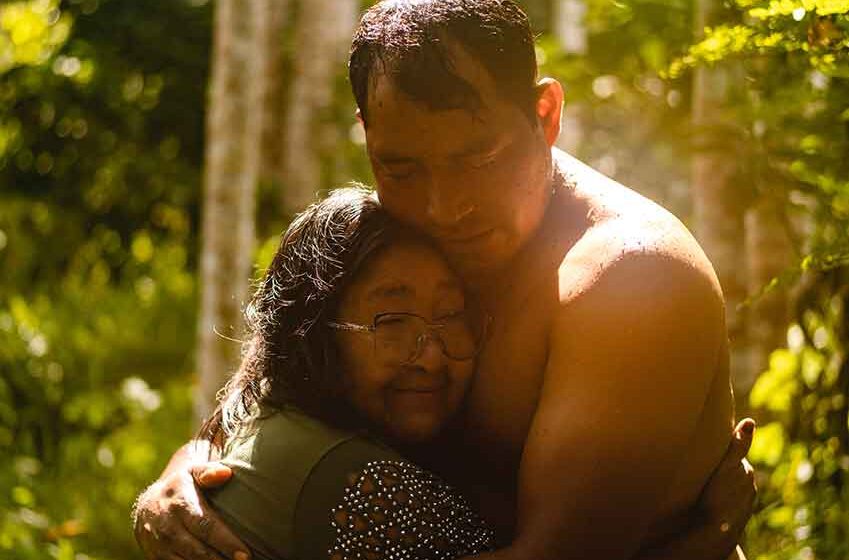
[384,199,430,229]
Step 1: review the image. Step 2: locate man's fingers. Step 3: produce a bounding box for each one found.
[170,530,229,560]
[729,418,756,461]
[156,511,226,559]
[182,494,251,560]
[191,462,233,488]
[137,516,182,560]
[742,457,757,495]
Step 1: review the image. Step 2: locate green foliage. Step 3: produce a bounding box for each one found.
[668,1,849,77]
[537,0,695,216]
[539,1,849,557]
[1,0,846,558]
[746,278,848,560]
[0,1,72,73]
[0,1,210,557]
[668,5,849,558]
[672,0,849,275]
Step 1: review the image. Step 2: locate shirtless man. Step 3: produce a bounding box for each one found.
[134,1,756,558]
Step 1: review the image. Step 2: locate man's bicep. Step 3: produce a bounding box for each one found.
[511,255,725,560]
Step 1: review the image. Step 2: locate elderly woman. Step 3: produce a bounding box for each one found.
[196,187,492,558]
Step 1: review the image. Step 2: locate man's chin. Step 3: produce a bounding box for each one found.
[451,258,507,287]
[443,240,517,282]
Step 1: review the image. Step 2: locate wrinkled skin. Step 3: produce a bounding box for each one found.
[134,459,246,560]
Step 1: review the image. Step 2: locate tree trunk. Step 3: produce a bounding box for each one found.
[691,0,748,397]
[196,0,270,423]
[256,0,291,187]
[281,0,358,214]
[553,0,587,155]
[744,196,793,391]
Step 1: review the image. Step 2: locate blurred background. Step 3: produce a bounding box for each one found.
[0,0,847,558]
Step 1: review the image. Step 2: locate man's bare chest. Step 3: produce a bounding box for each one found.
[460,287,556,462]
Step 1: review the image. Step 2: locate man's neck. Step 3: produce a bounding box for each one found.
[463,162,584,306]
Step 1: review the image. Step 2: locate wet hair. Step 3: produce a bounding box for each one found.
[349,0,539,127]
[198,186,426,447]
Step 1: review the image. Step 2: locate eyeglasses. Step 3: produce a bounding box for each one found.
[328,311,490,365]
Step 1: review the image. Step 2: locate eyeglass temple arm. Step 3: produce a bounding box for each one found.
[327,321,374,333]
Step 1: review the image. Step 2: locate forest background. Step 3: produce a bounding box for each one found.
[1,0,847,559]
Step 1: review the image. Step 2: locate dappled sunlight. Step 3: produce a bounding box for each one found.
[2,1,847,558]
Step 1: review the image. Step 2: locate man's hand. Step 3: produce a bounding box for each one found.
[632,418,757,560]
[133,459,250,560]
[698,418,757,551]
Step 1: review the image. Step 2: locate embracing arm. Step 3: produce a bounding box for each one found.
[133,440,249,560]
[633,419,756,560]
[477,252,728,560]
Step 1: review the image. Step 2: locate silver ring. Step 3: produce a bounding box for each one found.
[197,516,214,539]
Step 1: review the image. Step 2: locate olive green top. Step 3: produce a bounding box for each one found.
[205,408,402,560]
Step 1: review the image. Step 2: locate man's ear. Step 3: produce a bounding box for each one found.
[535,78,563,147]
[355,108,365,126]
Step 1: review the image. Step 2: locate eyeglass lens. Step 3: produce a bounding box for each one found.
[374,313,480,364]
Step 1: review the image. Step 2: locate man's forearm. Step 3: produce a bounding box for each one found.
[133,440,210,529]
[634,524,740,560]
[637,543,745,560]
[160,440,206,479]
[133,441,197,521]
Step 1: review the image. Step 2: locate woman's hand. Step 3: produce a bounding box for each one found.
[133,450,250,560]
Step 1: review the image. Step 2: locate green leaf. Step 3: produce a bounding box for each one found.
[750,349,800,412]
[749,422,788,466]
[11,485,34,506]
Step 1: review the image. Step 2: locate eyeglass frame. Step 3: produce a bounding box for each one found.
[327,311,491,365]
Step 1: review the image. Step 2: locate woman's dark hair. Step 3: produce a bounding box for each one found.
[199,186,424,447]
[349,0,539,127]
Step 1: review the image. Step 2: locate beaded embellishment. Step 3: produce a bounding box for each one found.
[329,460,494,559]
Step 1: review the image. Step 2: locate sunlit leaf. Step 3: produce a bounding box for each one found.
[749,421,788,466]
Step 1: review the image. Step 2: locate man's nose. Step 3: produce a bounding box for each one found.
[425,176,475,228]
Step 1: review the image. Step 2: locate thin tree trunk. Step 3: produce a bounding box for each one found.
[282,0,358,214]
[554,0,587,155]
[691,0,748,396]
[744,196,792,391]
[196,0,265,424]
[258,0,290,186]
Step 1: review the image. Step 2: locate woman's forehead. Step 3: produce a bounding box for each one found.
[348,241,463,305]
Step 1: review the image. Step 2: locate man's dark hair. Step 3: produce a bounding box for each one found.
[349,0,539,126]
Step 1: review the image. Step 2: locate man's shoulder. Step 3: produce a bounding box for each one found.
[553,148,692,248]
[551,149,718,306]
[544,155,726,383]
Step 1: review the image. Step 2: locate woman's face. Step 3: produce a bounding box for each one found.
[334,241,476,443]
